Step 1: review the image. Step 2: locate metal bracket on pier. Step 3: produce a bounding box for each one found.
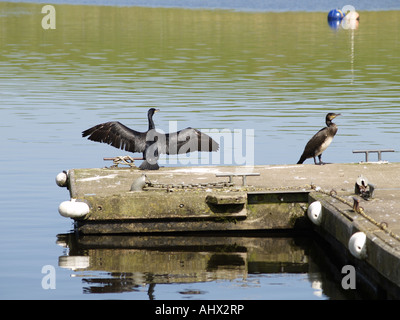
[352,149,394,163]
[216,173,260,186]
[354,175,375,200]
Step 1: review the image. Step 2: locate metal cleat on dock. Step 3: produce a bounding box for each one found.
[216,173,260,186]
[354,175,375,200]
[353,149,394,163]
[352,197,361,212]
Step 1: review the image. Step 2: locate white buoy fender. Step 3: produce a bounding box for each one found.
[58,199,90,218]
[56,171,68,187]
[348,232,367,259]
[307,201,322,225]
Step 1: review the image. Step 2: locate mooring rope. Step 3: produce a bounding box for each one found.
[111,156,136,168]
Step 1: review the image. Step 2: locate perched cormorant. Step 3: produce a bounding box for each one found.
[82,108,219,170]
[297,113,340,165]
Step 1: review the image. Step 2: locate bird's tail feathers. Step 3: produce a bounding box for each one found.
[297,155,306,164]
[139,160,160,170]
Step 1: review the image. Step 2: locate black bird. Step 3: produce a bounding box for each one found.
[297,113,341,165]
[82,108,219,170]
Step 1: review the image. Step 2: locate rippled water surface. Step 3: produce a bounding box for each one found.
[0,1,399,299]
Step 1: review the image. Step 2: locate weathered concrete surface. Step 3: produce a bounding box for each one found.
[65,163,400,256]
[68,163,400,229]
[67,164,400,227]
[67,165,314,233]
[70,162,399,197]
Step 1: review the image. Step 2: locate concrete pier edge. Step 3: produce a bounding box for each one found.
[308,191,400,297]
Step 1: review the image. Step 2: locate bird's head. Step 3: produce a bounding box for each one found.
[148,108,160,116]
[326,113,341,121]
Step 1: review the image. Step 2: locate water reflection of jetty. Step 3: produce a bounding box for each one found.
[57,234,311,296]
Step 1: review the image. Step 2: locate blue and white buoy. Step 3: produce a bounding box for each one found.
[327,9,345,21]
[328,6,359,30]
[327,9,345,29]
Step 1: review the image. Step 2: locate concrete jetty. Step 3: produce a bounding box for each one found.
[57,162,400,297]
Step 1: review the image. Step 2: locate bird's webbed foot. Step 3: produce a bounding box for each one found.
[314,156,327,165]
[315,155,331,165]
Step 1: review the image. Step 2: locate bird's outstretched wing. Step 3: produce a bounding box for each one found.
[82,121,147,153]
[163,127,219,155]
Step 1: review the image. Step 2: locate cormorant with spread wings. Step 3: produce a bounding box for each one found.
[82,108,219,170]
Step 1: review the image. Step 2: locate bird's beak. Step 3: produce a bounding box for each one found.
[155,109,160,113]
[333,113,341,118]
